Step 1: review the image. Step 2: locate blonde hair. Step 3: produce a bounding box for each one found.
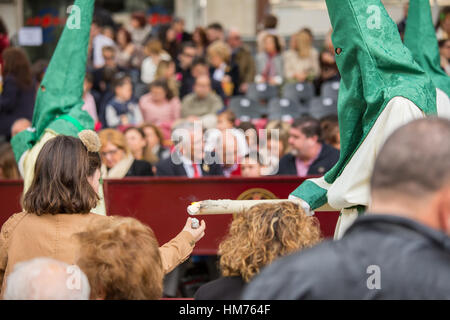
[207,40,232,63]
[219,202,322,282]
[99,128,130,154]
[75,216,164,300]
[155,60,179,97]
[296,29,313,59]
[144,38,163,56]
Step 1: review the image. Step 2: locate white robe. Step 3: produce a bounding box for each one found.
[292,91,450,239]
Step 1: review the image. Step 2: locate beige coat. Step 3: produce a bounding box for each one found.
[283,48,320,82]
[0,212,195,297]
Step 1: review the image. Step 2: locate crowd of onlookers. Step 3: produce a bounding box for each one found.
[1,4,450,301]
[2,5,450,181]
[2,6,450,181]
[0,10,344,181]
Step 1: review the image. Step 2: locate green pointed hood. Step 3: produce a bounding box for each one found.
[404,0,450,96]
[12,0,94,161]
[323,0,436,185]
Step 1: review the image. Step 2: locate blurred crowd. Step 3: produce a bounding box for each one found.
[2,6,450,181]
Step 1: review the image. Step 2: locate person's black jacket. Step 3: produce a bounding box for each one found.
[155,153,223,177]
[125,159,153,177]
[243,214,450,299]
[209,63,240,97]
[195,276,245,300]
[277,143,339,176]
[0,75,36,139]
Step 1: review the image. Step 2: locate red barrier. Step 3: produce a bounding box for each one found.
[0,177,339,255]
[0,180,24,226]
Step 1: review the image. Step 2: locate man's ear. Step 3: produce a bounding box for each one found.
[437,186,450,235]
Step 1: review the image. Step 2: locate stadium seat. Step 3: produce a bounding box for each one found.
[320,81,340,102]
[246,83,279,104]
[229,96,266,121]
[282,82,315,105]
[309,97,338,119]
[267,98,309,122]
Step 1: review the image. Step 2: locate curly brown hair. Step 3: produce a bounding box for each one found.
[75,216,164,300]
[219,202,322,283]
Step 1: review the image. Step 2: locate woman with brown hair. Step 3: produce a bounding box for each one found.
[194,201,321,300]
[255,34,284,86]
[138,79,181,140]
[99,128,153,178]
[0,47,36,140]
[115,27,144,70]
[123,126,155,165]
[320,114,340,150]
[192,26,208,57]
[128,12,152,46]
[0,133,104,295]
[140,123,170,165]
[0,142,19,179]
[0,131,206,297]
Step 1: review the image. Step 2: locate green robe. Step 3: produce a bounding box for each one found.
[404,0,450,97]
[12,0,94,163]
[291,0,437,211]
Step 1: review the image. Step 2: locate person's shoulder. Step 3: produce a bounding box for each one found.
[311,47,320,57]
[182,92,196,103]
[195,276,245,300]
[209,91,222,102]
[2,74,17,84]
[255,52,266,60]
[240,44,252,54]
[242,240,341,299]
[283,49,297,59]
[320,143,340,158]
[155,156,176,174]
[279,153,295,164]
[131,159,153,176]
[139,93,152,105]
[0,212,29,240]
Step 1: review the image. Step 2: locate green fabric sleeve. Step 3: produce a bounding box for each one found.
[290,180,328,210]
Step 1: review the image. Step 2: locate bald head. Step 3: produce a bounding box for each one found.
[370,118,450,233]
[371,118,450,198]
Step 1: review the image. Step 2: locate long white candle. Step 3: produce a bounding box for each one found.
[187,199,303,215]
